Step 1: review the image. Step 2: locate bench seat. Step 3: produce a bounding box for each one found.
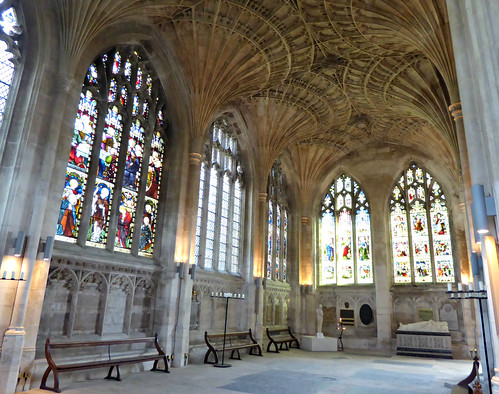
[266,326,300,353]
[40,335,169,392]
[204,329,263,364]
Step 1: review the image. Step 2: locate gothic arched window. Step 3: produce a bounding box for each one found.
[0,2,21,130]
[194,118,244,274]
[390,163,455,284]
[320,174,373,285]
[55,47,168,258]
[266,162,289,282]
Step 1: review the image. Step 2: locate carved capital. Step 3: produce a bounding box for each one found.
[258,192,268,202]
[188,152,203,166]
[301,216,310,225]
[449,102,463,122]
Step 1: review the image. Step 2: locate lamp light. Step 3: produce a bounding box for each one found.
[42,236,54,261]
[471,185,489,235]
[177,262,185,279]
[189,264,196,280]
[13,230,26,257]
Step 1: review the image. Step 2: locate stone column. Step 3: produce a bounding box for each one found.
[0,73,76,394]
[253,192,267,342]
[300,216,313,285]
[170,150,203,368]
[447,1,499,390]
[371,201,392,350]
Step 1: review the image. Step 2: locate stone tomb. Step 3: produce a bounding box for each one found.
[396,320,452,359]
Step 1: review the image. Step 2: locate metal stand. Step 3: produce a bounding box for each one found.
[337,319,345,351]
[212,293,232,368]
[447,287,491,394]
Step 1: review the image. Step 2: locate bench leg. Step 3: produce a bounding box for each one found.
[151,356,170,373]
[204,349,218,364]
[250,345,263,357]
[105,365,121,381]
[230,349,241,360]
[267,341,279,353]
[40,367,61,393]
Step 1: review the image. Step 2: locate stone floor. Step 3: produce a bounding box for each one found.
[22,349,473,394]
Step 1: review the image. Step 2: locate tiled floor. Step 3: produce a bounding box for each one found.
[23,349,473,394]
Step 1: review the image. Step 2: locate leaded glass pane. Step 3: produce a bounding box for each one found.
[391,204,411,283]
[320,173,372,286]
[356,206,372,283]
[321,211,336,284]
[56,89,97,242]
[267,201,273,279]
[276,205,281,280]
[390,163,455,285]
[195,119,244,273]
[58,47,168,255]
[431,200,455,282]
[337,208,353,285]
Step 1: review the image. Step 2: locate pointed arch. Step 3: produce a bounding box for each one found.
[266,160,289,282]
[319,173,373,286]
[55,46,168,258]
[390,162,455,284]
[194,116,245,274]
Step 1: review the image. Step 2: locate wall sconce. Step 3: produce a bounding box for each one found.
[189,264,196,280]
[176,262,185,279]
[40,236,54,261]
[471,184,495,238]
[255,277,266,289]
[300,284,312,295]
[13,230,26,257]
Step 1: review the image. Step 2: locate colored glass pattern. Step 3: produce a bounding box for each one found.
[390,163,455,284]
[57,47,168,256]
[320,174,372,285]
[56,89,98,242]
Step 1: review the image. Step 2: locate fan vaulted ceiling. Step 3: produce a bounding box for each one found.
[56,0,460,193]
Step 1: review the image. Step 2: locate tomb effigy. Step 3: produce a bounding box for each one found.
[396,320,452,358]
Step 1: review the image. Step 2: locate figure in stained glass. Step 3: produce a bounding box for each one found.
[391,163,455,284]
[139,201,156,253]
[88,184,110,243]
[358,236,370,261]
[57,174,84,238]
[116,191,135,249]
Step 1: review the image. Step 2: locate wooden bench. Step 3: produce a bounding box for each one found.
[204,329,262,364]
[266,326,300,353]
[40,335,169,392]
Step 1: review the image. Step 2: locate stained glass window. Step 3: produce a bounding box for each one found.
[0,2,21,131]
[267,161,289,282]
[390,163,455,284]
[195,118,244,274]
[320,174,373,285]
[56,47,168,257]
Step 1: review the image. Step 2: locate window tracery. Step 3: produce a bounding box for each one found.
[56,47,167,258]
[320,174,373,285]
[194,118,244,274]
[390,163,455,284]
[0,1,21,129]
[266,162,289,282]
